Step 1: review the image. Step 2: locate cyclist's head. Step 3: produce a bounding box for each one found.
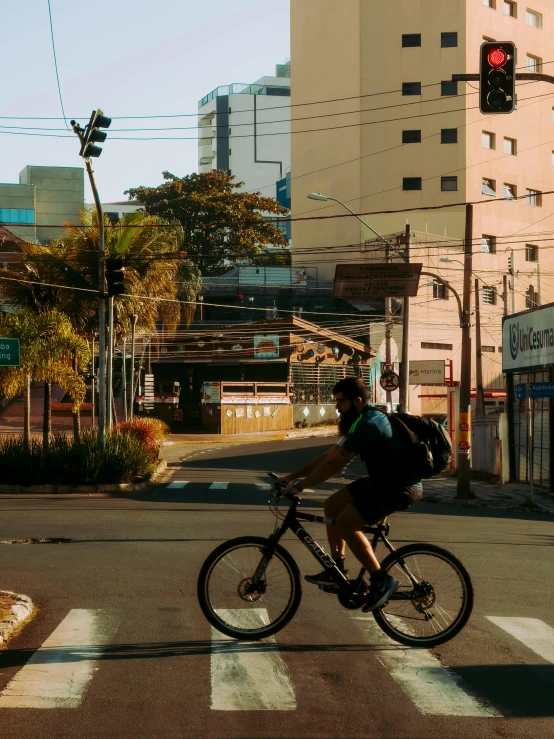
[333,377,370,409]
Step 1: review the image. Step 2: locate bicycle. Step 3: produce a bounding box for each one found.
[197,473,473,647]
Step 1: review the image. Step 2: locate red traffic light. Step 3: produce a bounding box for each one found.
[488,48,507,68]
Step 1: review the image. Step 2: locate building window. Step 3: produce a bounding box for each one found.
[441,128,458,143]
[526,54,542,72]
[482,131,495,149]
[504,1,517,17]
[0,208,35,224]
[503,183,517,200]
[229,148,232,155]
[526,8,542,27]
[433,282,449,299]
[483,0,495,7]
[525,244,538,262]
[403,177,422,190]
[421,342,453,350]
[402,82,422,95]
[402,33,421,47]
[482,287,497,305]
[482,178,496,196]
[503,137,517,155]
[441,32,458,48]
[482,346,496,352]
[402,130,421,143]
[441,81,458,96]
[526,285,539,308]
[482,235,497,254]
[441,176,458,191]
[525,188,542,206]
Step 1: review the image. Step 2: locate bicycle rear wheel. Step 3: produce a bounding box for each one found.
[372,543,473,647]
[197,536,302,640]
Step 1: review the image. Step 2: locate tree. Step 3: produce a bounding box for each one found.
[126,170,288,275]
[0,310,89,449]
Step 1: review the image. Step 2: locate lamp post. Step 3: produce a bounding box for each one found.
[307,193,407,409]
[130,314,138,421]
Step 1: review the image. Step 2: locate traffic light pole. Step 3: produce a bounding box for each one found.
[399,225,411,412]
[107,297,114,429]
[457,204,474,500]
[85,160,107,444]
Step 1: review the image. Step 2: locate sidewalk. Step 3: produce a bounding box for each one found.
[168,426,338,446]
[423,476,554,515]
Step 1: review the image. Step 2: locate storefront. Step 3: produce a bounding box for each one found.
[502,303,554,492]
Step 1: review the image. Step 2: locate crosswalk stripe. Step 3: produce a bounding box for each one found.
[0,609,120,709]
[352,616,501,717]
[487,617,554,663]
[211,609,296,711]
[166,481,189,489]
[209,482,229,490]
[255,483,272,491]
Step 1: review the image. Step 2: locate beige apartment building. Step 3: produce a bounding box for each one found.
[291,0,554,413]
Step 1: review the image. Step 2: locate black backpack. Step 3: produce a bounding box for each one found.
[386,412,453,479]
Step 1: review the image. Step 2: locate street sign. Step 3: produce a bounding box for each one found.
[380,371,400,391]
[143,373,154,409]
[381,362,395,373]
[333,263,423,299]
[0,338,20,367]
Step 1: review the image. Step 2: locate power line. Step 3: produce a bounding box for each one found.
[46,0,69,131]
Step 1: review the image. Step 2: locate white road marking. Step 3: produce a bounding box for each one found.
[209,482,229,490]
[487,617,554,663]
[167,481,189,489]
[352,616,500,717]
[255,484,271,491]
[0,609,120,709]
[211,609,296,711]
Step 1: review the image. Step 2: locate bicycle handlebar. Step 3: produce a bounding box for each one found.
[267,472,299,503]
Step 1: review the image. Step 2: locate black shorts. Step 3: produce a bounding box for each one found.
[347,477,423,526]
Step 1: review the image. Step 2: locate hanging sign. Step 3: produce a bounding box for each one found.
[333,263,422,299]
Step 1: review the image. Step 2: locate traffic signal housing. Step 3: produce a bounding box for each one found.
[106,257,125,297]
[480,41,515,114]
[79,109,112,158]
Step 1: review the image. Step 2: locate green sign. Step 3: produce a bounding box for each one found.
[0,338,20,367]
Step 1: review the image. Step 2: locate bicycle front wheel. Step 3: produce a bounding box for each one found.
[373,543,473,647]
[197,536,302,640]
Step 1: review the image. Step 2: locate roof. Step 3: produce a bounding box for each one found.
[0,225,25,245]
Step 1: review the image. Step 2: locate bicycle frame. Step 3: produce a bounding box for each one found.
[251,496,405,594]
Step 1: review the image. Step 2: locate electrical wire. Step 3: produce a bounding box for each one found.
[46,0,69,131]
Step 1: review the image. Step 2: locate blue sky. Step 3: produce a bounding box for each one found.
[1,0,290,202]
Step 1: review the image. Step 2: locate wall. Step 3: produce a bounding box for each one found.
[20,166,84,242]
[0,183,36,240]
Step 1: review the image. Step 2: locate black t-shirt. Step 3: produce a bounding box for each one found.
[339,405,422,489]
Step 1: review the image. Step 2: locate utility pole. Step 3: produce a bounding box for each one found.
[399,224,411,412]
[502,274,508,317]
[91,333,96,428]
[122,339,127,422]
[457,204,474,500]
[385,242,393,407]
[107,297,114,428]
[130,314,138,421]
[474,279,485,417]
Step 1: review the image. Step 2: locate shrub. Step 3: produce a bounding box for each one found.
[114,417,169,462]
[0,428,159,486]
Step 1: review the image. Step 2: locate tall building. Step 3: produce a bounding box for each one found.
[197,62,291,202]
[0,165,84,243]
[291,1,554,412]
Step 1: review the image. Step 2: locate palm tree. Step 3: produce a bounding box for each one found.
[0,210,200,430]
[0,309,89,449]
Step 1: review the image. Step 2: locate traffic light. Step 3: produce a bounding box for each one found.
[479,42,516,114]
[79,109,112,158]
[106,258,125,297]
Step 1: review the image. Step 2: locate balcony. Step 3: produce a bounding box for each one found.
[199,143,216,163]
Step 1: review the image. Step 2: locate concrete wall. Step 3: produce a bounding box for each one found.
[0,183,36,241]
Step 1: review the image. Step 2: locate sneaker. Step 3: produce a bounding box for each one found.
[362,573,399,613]
[304,568,347,589]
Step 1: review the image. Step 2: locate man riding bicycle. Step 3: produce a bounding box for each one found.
[280,377,422,613]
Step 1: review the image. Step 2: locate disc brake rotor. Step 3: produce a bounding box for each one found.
[237,577,265,602]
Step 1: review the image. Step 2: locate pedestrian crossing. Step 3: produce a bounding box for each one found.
[0,610,552,715]
[164,480,320,494]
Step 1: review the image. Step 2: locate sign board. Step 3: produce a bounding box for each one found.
[202,381,221,404]
[143,373,155,409]
[254,334,279,359]
[380,371,400,391]
[502,304,554,371]
[0,338,20,367]
[530,382,554,398]
[409,360,445,385]
[515,383,528,399]
[333,263,423,299]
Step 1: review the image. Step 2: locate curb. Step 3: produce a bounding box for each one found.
[170,426,339,445]
[0,590,35,646]
[0,459,167,496]
[423,494,554,516]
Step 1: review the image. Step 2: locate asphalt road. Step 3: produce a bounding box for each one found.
[0,437,552,739]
